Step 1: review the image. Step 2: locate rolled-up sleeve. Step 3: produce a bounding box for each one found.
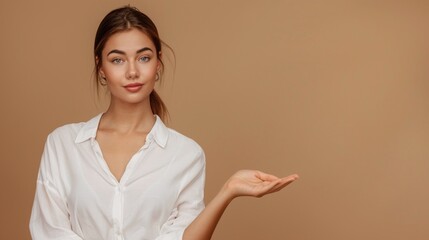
[156,149,206,240]
[29,135,83,240]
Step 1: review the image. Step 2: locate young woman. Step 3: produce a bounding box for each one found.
[29,6,298,240]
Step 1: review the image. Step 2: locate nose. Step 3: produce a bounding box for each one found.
[126,62,139,79]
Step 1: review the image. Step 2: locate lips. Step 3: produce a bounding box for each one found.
[124,83,143,93]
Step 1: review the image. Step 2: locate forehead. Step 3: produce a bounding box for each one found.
[103,28,155,53]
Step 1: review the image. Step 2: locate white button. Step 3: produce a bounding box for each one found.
[113,223,122,237]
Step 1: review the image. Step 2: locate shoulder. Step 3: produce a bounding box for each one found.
[163,128,206,175]
[46,122,85,144]
[45,114,101,144]
[166,128,204,154]
[161,127,206,168]
[38,121,87,182]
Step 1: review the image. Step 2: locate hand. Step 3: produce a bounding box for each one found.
[183,170,298,240]
[222,170,299,199]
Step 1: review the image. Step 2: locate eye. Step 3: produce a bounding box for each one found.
[111,58,124,64]
[139,56,150,62]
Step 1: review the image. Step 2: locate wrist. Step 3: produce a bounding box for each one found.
[218,182,237,203]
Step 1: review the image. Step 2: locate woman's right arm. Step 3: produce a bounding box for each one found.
[29,135,83,240]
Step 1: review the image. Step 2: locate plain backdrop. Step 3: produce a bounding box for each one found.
[1,0,429,239]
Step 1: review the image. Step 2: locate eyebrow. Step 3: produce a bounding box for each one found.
[107,47,153,56]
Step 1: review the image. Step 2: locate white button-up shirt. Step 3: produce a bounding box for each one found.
[30,114,205,240]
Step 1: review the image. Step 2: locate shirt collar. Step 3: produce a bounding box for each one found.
[74,113,102,144]
[148,115,169,148]
[75,114,169,148]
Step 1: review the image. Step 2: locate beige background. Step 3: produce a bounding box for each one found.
[1,0,429,239]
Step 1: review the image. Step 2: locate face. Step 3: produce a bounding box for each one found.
[99,28,160,106]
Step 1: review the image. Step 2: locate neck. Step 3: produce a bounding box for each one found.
[101,99,155,134]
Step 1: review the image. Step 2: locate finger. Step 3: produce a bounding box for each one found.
[263,183,290,196]
[266,175,299,194]
[255,171,280,182]
[264,174,297,189]
[280,174,299,183]
[272,180,294,193]
[251,173,299,197]
[254,180,281,197]
[254,178,284,195]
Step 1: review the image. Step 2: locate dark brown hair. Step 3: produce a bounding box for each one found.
[94,6,169,121]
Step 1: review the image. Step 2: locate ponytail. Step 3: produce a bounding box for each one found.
[150,90,169,122]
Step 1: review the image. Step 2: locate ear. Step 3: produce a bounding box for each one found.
[99,68,106,78]
[95,56,100,66]
[99,68,106,79]
[96,56,106,78]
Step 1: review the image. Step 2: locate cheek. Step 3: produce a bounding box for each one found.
[141,65,158,79]
[103,66,122,77]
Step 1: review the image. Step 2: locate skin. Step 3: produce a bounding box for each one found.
[97,28,160,181]
[96,27,299,238]
[183,170,298,240]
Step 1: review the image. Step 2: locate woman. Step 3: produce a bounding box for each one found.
[29,6,298,240]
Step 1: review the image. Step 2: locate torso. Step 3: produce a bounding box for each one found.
[30,114,206,240]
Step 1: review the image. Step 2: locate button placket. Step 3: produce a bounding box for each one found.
[112,185,124,240]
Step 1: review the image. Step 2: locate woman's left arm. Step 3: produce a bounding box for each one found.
[183,170,299,240]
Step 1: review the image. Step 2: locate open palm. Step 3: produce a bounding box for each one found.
[224,170,299,198]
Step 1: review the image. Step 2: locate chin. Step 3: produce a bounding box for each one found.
[111,94,151,105]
